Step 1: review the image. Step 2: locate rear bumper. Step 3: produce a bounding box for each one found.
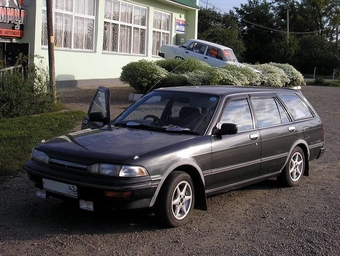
[317,147,325,159]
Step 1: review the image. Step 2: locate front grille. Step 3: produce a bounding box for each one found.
[49,158,88,171]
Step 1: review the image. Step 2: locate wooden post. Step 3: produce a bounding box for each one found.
[46,0,56,102]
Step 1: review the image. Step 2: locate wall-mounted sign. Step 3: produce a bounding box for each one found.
[175,18,185,34]
[0,0,25,38]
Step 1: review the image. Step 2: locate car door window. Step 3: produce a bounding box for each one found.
[220,99,254,132]
[206,47,224,60]
[251,98,290,128]
[187,42,206,54]
[279,94,313,120]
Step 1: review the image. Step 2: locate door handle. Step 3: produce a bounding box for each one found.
[204,57,208,59]
[249,134,259,140]
[288,126,296,132]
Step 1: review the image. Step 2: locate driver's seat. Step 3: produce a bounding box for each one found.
[178,107,200,127]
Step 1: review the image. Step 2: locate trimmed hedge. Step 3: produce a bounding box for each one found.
[120,58,304,93]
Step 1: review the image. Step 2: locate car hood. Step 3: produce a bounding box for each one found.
[36,127,198,163]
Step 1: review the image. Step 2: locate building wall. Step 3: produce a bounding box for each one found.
[18,0,198,88]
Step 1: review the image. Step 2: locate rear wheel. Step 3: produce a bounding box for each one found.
[155,171,195,227]
[278,147,305,187]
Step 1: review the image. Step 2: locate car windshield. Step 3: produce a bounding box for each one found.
[113,90,220,135]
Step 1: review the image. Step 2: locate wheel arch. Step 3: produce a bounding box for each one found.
[297,143,310,176]
[150,164,207,211]
[285,141,310,176]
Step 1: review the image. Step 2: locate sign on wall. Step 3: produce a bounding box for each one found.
[175,18,186,34]
[0,0,26,38]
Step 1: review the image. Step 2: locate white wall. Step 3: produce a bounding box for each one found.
[18,0,198,86]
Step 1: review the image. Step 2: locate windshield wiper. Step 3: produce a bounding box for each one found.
[165,126,199,135]
[114,121,164,131]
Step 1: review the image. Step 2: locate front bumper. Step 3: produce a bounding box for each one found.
[25,160,158,210]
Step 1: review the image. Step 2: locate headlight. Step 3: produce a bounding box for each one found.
[31,149,49,164]
[87,164,149,177]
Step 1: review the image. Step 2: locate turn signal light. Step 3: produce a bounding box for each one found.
[104,191,132,198]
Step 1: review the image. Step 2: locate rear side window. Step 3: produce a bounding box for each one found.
[279,94,313,120]
[251,98,290,128]
[220,99,253,132]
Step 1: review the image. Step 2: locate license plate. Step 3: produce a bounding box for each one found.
[43,178,78,198]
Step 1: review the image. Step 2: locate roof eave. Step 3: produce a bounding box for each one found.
[157,0,199,10]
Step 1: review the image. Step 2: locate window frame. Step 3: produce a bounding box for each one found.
[41,0,96,51]
[152,10,171,56]
[103,0,147,55]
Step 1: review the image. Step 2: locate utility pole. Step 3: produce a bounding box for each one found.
[336,25,339,53]
[287,8,289,39]
[46,0,56,102]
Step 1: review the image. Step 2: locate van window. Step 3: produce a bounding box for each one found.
[220,99,253,132]
[279,94,313,120]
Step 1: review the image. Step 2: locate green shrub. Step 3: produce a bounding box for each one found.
[251,63,290,87]
[159,72,189,87]
[221,65,260,86]
[269,62,304,87]
[120,58,304,90]
[0,55,54,119]
[170,58,211,73]
[182,70,215,86]
[120,59,168,93]
[155,58,187,73]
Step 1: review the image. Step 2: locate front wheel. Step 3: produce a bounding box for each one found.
[278,147,305,187]
[155,171,195,227]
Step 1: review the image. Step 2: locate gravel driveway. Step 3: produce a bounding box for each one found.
[0,85,339,256]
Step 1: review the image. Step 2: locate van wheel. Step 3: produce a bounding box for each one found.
[278,147,305,187]
[155,171,194,227]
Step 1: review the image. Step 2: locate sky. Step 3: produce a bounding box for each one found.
[199,0,249,13]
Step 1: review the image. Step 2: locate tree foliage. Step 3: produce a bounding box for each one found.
[156,0,340,77]
[198,8,246,61]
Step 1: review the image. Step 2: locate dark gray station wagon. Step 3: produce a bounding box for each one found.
[25,86,325,227]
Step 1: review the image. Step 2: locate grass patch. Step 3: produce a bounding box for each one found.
[0,110,85,178]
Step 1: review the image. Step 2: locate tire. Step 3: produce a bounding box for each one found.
[278,147,305,187]
[154,171,195,227]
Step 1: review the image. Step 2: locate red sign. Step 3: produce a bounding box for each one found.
[0,5,25,38]
[0,28,23,37]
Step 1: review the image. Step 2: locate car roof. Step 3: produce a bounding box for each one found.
[188,39,233,50]
[155,85,299,97]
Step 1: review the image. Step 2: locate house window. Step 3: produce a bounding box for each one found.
[41,0,96,51]
[103,0,147,55]
[152,11,171,56]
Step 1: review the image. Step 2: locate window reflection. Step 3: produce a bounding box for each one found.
[220,99,253,132]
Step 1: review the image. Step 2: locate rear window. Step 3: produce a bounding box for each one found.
[279,94,313,120]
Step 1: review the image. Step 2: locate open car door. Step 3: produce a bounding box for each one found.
[81,86,111,130]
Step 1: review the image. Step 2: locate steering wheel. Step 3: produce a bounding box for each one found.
[143,115,164,126]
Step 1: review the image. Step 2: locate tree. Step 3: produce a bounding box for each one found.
[198,8,246,61]
[235,0,284,63]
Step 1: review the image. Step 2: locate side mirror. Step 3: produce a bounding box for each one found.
[213,123,238,136]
